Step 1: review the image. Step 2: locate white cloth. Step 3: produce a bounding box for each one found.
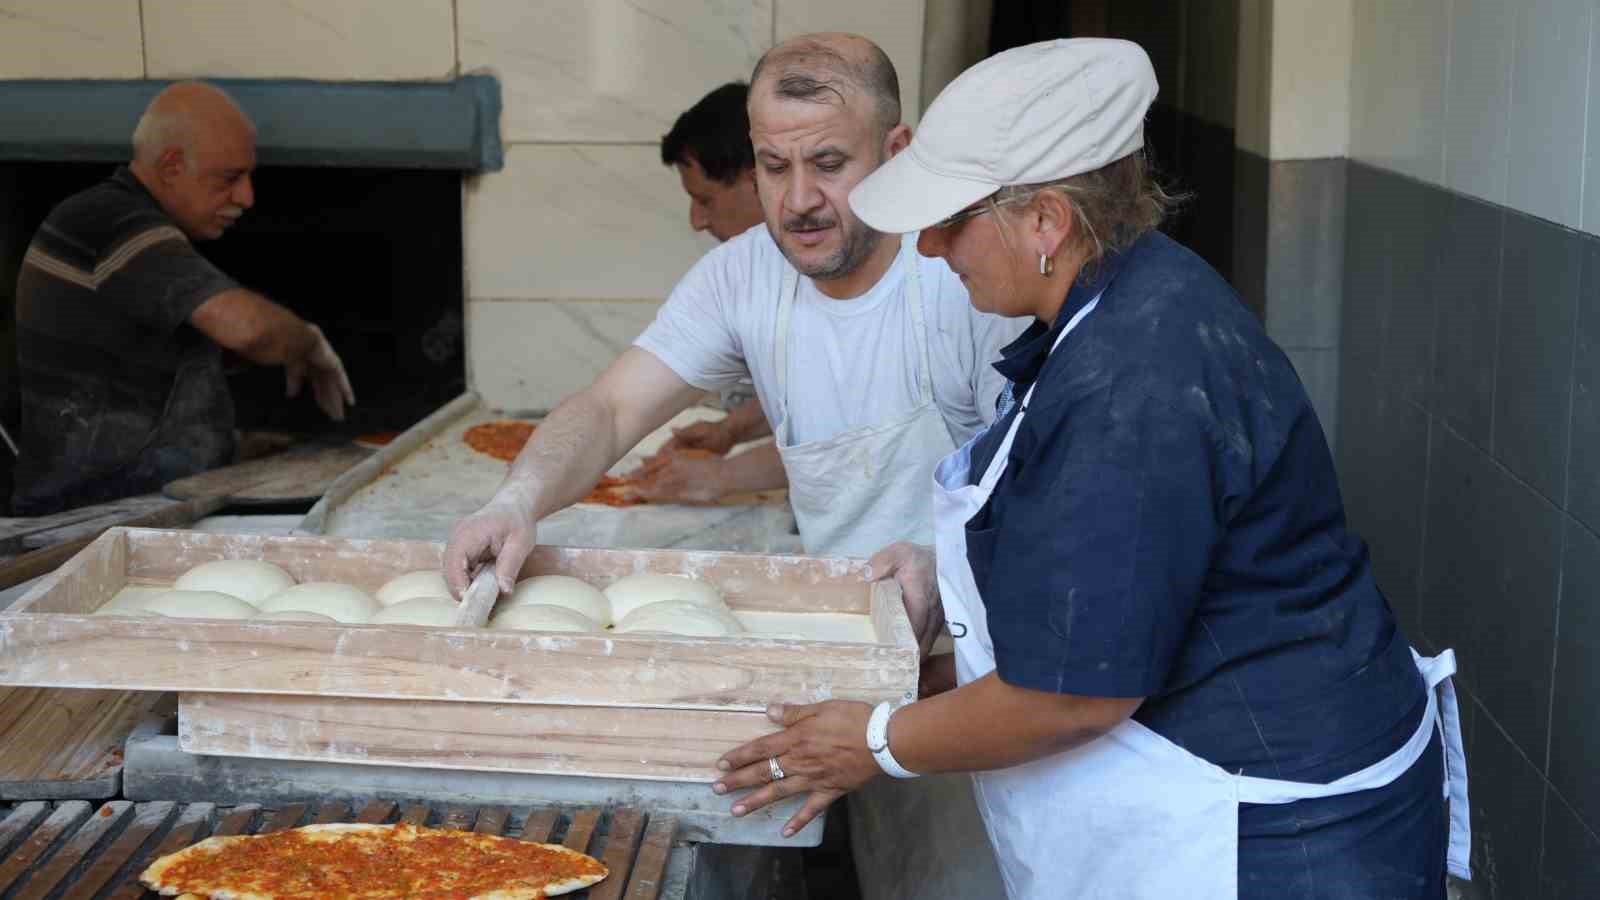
[766,234,959,556]
[635,224,1022,449]
[931,298,1471,899]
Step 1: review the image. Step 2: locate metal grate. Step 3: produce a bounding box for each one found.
[0,799,677,899]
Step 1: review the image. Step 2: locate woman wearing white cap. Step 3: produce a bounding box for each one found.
[712,39,1471,899]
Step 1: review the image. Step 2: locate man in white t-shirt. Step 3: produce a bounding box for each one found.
[444,32,1022,594]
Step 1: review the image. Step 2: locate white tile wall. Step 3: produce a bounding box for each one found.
[1506,0,1592,230]
[775,0,925,123]
[0,1,143,79]
[458,0,772,144]
[463,144,714,302]
[1585,15,1600,233]
[468,299,664,412]
[143,0,455,81]
[1267,0,1352,160]
[1443,0,1514,207]
[1348,0,1448,184]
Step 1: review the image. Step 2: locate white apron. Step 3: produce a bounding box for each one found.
[771,234,959,558]
[932,298,1473,899]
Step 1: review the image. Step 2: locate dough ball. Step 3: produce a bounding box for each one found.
[174,560,295,606]
[506,575,611,626]
[258,582,379,624]
[369,597,461,627]
[376,570,452,607]
[252,609,337,623]
[603,573,725,622]
[490,604,600,633]
[614,600,745,637]
[141,590,258,620]
[94,585,169,616]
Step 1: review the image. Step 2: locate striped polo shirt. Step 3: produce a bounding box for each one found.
[13,166,239,515]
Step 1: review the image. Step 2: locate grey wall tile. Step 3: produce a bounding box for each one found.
[1467,704,1547,900]
[1565,238,1600,532]
[1376,174,1437,407]
[1264,159,1346,350]
[1429,191,1504,450]
[1342,162,1390,379]
[1336,370,1429,637]
[1421,424,1562,755]
[1539,790,1600,899]
[1545,517,1600,829]
[1284,347,1339,446]
[1494,213,1582,504]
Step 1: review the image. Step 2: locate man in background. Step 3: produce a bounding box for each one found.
[642,81,784,502]
[12,81,353,515]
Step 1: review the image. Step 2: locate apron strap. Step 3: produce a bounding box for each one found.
[975,296,1101,494]
[1232,646,1473,879]
[773,235,928,444]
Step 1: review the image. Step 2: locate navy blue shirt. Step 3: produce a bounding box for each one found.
[965,232,1424,781]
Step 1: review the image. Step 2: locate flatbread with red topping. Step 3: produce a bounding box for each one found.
[139,822,607,899]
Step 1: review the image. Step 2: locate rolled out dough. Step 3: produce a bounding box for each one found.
[603,573,725,622]
[375,570,451,607]
[490,603,599,633]
[252,609,337,623]
[369,597,461,627]
[506,575,611,625]
[258,582,380,623]
[174,559,295,606]
[614,599,745,637]
[141,590,258,620]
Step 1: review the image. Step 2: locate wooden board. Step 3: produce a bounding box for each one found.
[0,688,166,799]
[162,443,372,505]
[0,528,918,713]
[179,692,775,782]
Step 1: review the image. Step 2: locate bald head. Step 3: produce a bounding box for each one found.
[128,81,257,241]
[751,33,901,133]
[132,81,255,168]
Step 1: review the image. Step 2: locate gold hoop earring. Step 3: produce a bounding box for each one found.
[1039,254,1054,277]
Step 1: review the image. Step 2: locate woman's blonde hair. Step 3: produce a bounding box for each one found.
[992,150,1184,278]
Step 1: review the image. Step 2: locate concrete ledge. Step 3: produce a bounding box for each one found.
[0,76,502,171]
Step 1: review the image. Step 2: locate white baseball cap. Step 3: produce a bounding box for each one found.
[850,38,1158,234]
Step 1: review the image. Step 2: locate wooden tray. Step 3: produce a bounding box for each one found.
[0,527,916,781]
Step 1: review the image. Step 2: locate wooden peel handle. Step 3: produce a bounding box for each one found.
[453,568,502,628]
[0,495,227,592]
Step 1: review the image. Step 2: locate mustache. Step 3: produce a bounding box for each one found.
[783,213,836,232]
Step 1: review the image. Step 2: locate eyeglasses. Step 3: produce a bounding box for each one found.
[928,194,1032,231]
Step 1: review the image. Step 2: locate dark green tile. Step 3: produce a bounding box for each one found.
[1421,425,1561,756]
[1546,517,1600,829]
[1428,191,1504,449]
[1466,702,1545,900]
[1494,212,1582,504]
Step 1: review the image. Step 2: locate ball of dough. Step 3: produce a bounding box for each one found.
[506,575,611,626]
[141,590,258,620]
[490,604,600,633]
[251,609,337,624]
[603,573,725,622]
[258,582,380,624]
[174,560,295,607]
[613,600,745,637]
[94,585,169,616]
[375,570,452,607]
[369,597,461,627]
